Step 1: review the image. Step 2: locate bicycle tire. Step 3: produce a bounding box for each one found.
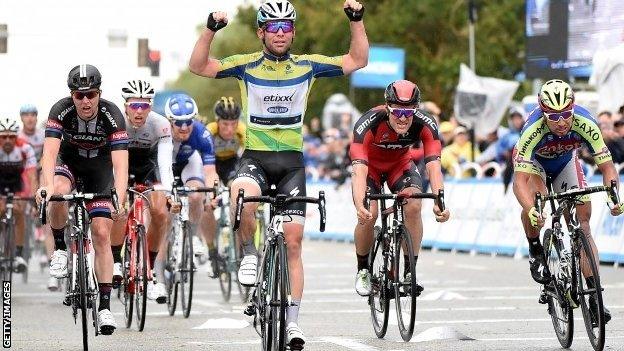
[394,224,417,341]
[0,220,12,283]
[135,226,148,331]
[542,229,574,348]
[368,226,389,338]
[165,226,178,316]
[216,225,232,302]
[76,234,89,351]
[180,223,194,318]
[258,249,271,351]
[123,237,134,328]
[576,230,606,351]
[276,236,288,351]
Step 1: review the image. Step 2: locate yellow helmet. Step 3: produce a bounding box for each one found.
[538,79,574,112]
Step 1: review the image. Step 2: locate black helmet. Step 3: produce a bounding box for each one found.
[67,64,102,91]
[214,96,241,120]
[384,80,420,106]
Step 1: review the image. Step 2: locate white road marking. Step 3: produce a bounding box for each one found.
[420,291,468,301]
[193,318,250,329]
[321,337,381,351]
[454,263,487,271]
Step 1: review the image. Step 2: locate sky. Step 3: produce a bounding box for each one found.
[0,0,261,120]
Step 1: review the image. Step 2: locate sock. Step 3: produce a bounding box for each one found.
[111,245,122,264]
[98,283,113,311]
[207,241,215,250]
[153,259,165,283]
[356,253,369,271]
[242,240,258,256]
[286,299,301,325]
[52,227,67,251]
[527,236,542,255]
[148,251,158,271]
[15,246,23,258]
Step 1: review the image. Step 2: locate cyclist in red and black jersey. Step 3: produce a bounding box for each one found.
[349,80,450,296]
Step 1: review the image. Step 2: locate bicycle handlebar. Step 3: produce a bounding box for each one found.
[39,189,119,225]
[233,189,327,233]
[534,180,619,214]
[364,189,445,212]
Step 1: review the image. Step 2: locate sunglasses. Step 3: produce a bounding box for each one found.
[72,90,100,100]
[264,21,294,33]
[388,106,417,119]
[126,102,152,111]
[173,119,194,128]
[544,108,573,122]
[0,135,17,140]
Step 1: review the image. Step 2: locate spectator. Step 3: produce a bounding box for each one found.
[496,108,526,192]
[614,119,624,138]
[439,121,455,146]
[598,117,624,163]
[309,116,324,139]
[441,126,480,177]
[319,128,350,186]
[303,124,323,179]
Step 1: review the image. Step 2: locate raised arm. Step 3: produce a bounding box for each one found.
[341,0,369,75]
[189,12,228,78]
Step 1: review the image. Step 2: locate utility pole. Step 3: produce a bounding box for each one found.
[468,0,478,162]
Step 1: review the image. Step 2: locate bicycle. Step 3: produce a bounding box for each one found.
[236,189,326,351]
[0,191,35,283]
[535,180,619,351]
[164,177,216,318]
[365,188,445,342]
[120,182,157,331]
[40,186,118,351]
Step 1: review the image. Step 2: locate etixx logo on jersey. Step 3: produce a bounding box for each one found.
[263,92,296,102]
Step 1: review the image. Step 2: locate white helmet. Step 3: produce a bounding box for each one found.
[257,0,296,27]
[165,93,198,121]
[0,117,19,133]
[121,79,155,100]
[538,79,574,112]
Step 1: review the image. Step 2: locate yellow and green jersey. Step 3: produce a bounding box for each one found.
[215,51,344,152]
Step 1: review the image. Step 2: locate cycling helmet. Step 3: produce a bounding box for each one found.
[214,97,241,120]
[121,80,155,100]
[0,117,19,133]
[19,103,38,115]
[257,0,297,27]
[538,79,574,112]
[67,64,102,91]
[384,80,420,106]
[165,93,198,121]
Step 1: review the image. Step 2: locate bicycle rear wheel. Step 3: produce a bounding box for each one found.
[216,225,232,302]
[394,224,417,341]
[135,226,148,331]
[542,229,574,348]
[180,223,194,318]
[76,235,89,351]
[368,226,389,338]
[123,237,134,328]
[0,220,13,283]
[575,230,605,351]
[165,228,178,316]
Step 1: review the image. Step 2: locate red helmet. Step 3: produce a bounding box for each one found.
[384,80,420,106]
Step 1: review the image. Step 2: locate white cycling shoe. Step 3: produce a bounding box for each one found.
[97,309,117,335]
[237,255,258,286]
[147,281,167,304]
[355,269,372,296]
[49,250,68,278]
[47,276,60,292]
[286,322,306,349]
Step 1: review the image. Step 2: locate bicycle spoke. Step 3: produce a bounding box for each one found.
[368,226,389,339]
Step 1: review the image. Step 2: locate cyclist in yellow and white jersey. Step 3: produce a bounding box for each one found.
[207,97,246,183]
[189,0,368,346]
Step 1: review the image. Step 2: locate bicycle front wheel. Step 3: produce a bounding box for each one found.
[123,237,134,328]
[575,230,605,351]
[76,236,89,351]
[180,223,194,318]
[165,227,178,317]
[135,226,148,331]
[216,226,232,302]
[1,219,14,283]
[368,226,389,338]
[542,229,574,348]
[266,237,287,351]
[394,224,417,341]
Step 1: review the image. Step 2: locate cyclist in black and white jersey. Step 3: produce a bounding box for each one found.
[36,64,129,335]
[109,80,174,303]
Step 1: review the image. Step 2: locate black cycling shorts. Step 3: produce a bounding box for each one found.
[234,150,306,218]
[216,157,239,184]
[366,160,423,194]
[55,157,114,219]
[130,165,159,186]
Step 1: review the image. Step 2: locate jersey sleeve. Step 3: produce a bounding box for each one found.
[21,142,37,169]
[350,109,380,165]
[215,54,252,80]
[420,127,442,163]
[197,125,216,165]
[45,99,70,139]
[300,54,344,78]
[105,103,129,151]
[572,115,612,165]
[513,117,546,174]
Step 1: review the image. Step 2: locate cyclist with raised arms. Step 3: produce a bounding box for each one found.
[36,64,129,335]
[109,80,173,303]
[188,0,368,347]
[206,96,245,274]
[154,93,219,276]
[0,117,37,273]
[513,79,624,323]
[349,80,450,296]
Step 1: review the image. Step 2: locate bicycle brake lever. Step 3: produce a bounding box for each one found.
[319,191,326,232]
[39,190,47,225]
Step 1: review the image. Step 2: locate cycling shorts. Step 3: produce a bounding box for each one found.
[366,159,423,194]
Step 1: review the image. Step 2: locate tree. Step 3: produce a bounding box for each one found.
[170,0,526,122]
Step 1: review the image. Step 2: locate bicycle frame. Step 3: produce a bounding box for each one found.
[126,185,154,287]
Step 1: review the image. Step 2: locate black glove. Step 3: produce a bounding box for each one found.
[207,12,227,32]
[344,6,365,22]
